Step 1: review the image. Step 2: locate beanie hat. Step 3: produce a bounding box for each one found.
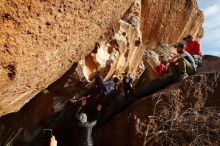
[174,43,185,49]
[79,113,87,123]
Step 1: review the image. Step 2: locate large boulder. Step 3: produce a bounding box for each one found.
[95,57,220,146]
[77,0,144,81]
[0,0,135,116]
[0,0,207,145]
[0,0,204,117]
[141,0,204,48]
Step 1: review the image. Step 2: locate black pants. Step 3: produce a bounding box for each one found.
[124,86,134,98]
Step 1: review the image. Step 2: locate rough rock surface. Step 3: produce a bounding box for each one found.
[0,0,204,116]
[95,67,220,146]
[0,0,208,145]
[136,45,177,87]
[0,1,144,144]
[0,56,219,146]
[141,0,204,48]
[77,0,144,81]
[0,63,88,146]
[0,0,135,116]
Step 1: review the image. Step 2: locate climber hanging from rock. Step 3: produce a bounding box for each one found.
[76,97,102,146]
[183,35,203,67]
[167,43,196,80]
[122,73,134,98]
[89,74,106,97]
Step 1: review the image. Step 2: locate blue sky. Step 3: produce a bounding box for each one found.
[197,0,220,56]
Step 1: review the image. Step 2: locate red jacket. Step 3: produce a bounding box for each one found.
[154,63,166,74]
[185,41,203,57]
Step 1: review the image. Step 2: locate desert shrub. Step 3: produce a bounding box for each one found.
[143,96,220,146]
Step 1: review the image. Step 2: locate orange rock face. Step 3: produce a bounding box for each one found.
[141,0,204,48]
[0,0,211,145]
[77,0,144,82]
[0,0,204,118]
[0,0,135,116]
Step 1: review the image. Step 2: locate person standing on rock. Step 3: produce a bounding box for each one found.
[183,35,203,67]
[122,73,134,98]
[76,97,102,146]
[102,77,119,95]
[168,43,196,80]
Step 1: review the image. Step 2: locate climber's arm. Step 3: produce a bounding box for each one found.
[76,97,87,120]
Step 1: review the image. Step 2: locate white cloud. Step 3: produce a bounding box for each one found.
[212,51,220,56]
[197,1,220,56]
[204,5,220,17]
[203,5,220,30]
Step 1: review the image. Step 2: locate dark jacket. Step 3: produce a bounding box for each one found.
[90,79,106,96]
[76,107,99,146]
[123,76,133,89]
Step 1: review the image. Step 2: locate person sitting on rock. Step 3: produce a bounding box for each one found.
[183,35,203,67]
[76,97,102,146]
[168,43,196,80]
[154,55,167,75]
[122,73,134,98]
[102,77,119,95]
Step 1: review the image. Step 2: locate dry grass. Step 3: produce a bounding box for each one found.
[143,95,220,146]
[0,124,23,146]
